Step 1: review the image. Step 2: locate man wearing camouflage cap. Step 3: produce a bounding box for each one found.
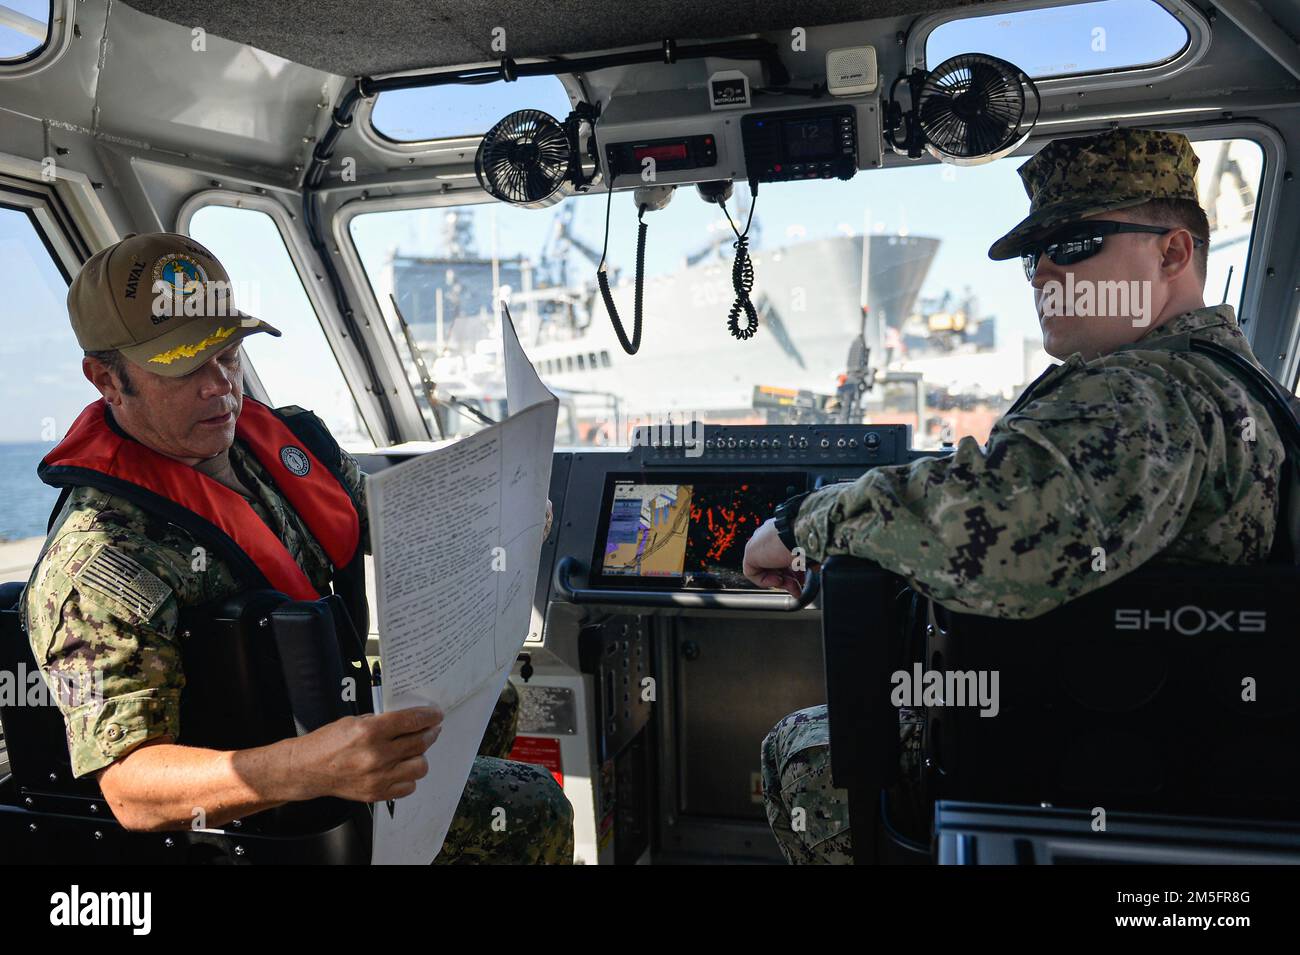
[743,128,1289,864]
[24,232,572,863]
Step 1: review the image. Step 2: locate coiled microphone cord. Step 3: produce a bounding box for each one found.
[596,183,645,355]
[720,196,758,340]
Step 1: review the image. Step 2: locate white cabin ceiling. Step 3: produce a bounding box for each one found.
[119,0,990,77]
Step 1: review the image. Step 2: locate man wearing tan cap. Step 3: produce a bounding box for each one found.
[743,128,1296,863]
[24,232,572,863]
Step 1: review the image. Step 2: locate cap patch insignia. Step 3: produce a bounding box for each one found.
[152,254,207,299]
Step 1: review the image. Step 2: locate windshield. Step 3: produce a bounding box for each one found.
[349,136,1261,449]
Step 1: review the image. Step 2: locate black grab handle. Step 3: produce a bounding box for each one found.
[551,556,819,610]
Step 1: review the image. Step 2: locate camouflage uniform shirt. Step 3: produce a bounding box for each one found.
[25,406,368,778]
[792,305,1284,618]
[25,405,574,862]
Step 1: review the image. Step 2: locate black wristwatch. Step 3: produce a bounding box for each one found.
[772,491,812,551]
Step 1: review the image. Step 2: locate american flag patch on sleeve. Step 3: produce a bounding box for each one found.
[70,543,173,624]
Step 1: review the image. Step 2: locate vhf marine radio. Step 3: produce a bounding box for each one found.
[741,104,859,183]
[605,135,719,179]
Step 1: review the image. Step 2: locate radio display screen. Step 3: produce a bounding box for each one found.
[783,117,837,161]
[590,473,805,590]
[633,142,689,163]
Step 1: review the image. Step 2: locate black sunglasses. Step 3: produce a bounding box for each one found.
[1020,220,1207,280]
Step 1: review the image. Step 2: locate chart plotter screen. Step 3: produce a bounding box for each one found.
[592,474,804,590]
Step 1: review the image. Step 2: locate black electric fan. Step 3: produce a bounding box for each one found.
[886,54,1040,165]
[475,105,599,207]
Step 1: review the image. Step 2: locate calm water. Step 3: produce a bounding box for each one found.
[0,443,60,541]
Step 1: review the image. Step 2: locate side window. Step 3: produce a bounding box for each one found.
[370,75,572,143]
[1198,138,1262,314]
[925,0,1190,79]
[188,205,373,448]
[0,205,86,563]
[0,0,51,62]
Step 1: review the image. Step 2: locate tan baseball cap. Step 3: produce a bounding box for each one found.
[68,232,281,377]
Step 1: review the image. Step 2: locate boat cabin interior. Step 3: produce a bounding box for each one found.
[1,0,1299,867]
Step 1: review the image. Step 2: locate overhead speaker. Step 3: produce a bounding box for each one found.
[826,46,879,97]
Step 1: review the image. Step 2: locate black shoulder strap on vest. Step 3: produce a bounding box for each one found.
[39,406,371,642]
[1184,339,1300,445]
[45,486,74,535]
[276,407,370,650]
[279,406,347,476]
[1179,339,1300,564]
[42,403,138,533]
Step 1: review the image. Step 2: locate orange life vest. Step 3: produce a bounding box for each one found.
[39,399,361,601]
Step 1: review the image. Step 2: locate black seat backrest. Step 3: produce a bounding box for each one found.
[820,557,1300,862]
[924,561,1300,820]
[820,559,917,863]
[0,580,97,798]
[179,590,371,754]
[0,581,372,859]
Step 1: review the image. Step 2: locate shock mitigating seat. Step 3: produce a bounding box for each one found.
[820,557,1300,864]
[0,580,373,864]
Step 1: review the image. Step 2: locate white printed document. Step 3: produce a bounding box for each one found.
[368,309,558,864]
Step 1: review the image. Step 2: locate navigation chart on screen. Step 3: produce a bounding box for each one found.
[599,478,793,587]
[603,483,693,578]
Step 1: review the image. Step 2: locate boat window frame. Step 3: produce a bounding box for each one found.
[0,172,92,278]
[1293,299,1300,395]
[906,0,1212,95]
[176,188,387,447]
[0,0,76,78]
[0,172,96,551]
[335,189,506,436]
[357,69,583,152]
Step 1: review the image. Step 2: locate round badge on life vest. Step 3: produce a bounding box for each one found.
[280,446,311,477]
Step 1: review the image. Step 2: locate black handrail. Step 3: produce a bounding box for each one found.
[552,555,819,610]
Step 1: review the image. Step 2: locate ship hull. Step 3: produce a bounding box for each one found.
[517,233,940,415]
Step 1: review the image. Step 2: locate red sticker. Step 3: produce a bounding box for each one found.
[508,735,564,787]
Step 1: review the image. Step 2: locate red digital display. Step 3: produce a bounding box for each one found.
[634,142,689,162]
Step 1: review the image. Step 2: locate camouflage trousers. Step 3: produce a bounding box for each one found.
[435,680,575,864]
[760,703,924,865]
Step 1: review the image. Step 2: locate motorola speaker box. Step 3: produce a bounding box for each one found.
[709,70,751,110]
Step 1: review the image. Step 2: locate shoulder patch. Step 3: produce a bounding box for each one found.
[69,543,172,624]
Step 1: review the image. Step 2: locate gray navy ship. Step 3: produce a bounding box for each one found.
[380,206,942,434]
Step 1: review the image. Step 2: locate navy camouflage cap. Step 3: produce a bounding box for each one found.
[987,128,1200,260]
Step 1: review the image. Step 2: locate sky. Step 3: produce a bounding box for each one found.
[926,0,1187,77]
[0,207,93,444]
[0,0,51,59]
